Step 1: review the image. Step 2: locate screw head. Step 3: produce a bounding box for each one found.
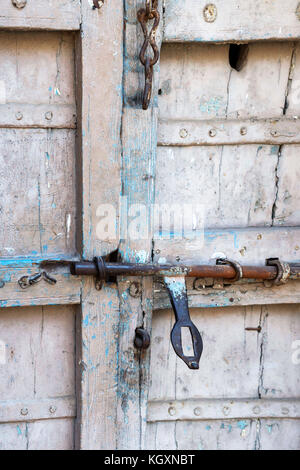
[203,4,217,23]
[209,128,217,137]
[12,0,27,8]
[45,111,53,121]
[194,407,202,416]
[49,406,57,414]
[240,126,247,136]
[168,406,176,416]
[15,112,23,120]
[253,406,261,414]
[20,408,28,416]
[270,129,279,137]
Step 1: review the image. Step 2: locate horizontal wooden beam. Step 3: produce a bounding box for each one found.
[0,257,81,308]
[0,0,80,31]
[164,0,300,43]
[0,104,76,129]
[148,398,300,422]
[154,279,300,310]
[158,118,300,146]
[0,396,76,423]
[153,227,300,265]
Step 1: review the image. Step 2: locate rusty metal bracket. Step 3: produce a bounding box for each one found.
[18,271,57,289]
[265,257,290,285]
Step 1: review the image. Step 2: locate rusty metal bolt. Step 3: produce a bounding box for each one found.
[45,111,53,121]
[20,408,28,416]
[15,112,23,121]
[203,4,217,23]
[129,281,142,298]
[12,0,27,8]
[209,128,217,137]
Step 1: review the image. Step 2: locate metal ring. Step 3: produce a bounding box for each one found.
[216,258,243,283]
[93,256,107,290]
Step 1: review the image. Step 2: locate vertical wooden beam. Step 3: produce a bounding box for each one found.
[75,1,123,449]
[117,0,162,449]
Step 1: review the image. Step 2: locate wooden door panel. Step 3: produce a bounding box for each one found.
[164,0,300,43]
[0,305,76,449]
[0,0,80,31]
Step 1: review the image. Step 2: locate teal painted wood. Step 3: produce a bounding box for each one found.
[116,0,162,449]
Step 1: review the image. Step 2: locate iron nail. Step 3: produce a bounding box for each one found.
[240,127,247,135]
[15,112,23,120]
[49,406,57,414]
[179,128,188,138]
[20,408,28,416]
[209,128,217,137]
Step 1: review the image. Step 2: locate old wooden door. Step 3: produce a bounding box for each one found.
[1,0,300,451]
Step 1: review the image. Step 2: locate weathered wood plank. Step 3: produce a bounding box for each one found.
[0,31,75,107]
[0,1,80,30]
[0,396,75,423]
[0,129,76,256]
[164,0,300,43]
[153,280,300,310]
[0,418,75,450]
[0,305,76,401]
[116,0,162,450]
[148,398,300,422]
[158,118,300,146]
[76,1,123,450]
[158,43,291,121]
[153,227,300,265]
[0,104,76,129]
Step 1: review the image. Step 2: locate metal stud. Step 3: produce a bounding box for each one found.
[12,0,27,8]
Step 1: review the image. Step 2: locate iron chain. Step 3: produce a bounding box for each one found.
[137,1,160,110]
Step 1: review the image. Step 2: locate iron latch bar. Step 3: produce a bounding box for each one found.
[65,257,300,370]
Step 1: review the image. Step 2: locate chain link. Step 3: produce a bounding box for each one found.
[138,1,160,110]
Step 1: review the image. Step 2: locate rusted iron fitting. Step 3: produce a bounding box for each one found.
[137,0,160,110]
[134,328,151,350]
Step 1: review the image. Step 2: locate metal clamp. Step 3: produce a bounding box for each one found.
[265,258,290,285]
[216,258,243,283]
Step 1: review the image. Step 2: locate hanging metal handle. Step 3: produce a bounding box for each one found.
[163,276,203,369]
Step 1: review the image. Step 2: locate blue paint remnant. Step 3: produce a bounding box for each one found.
[45,152,50,160]
[266,424,273,434]
[92,334,96,340]
[42,245,48,253]
[206,425,211,430]
[237,420,248,431]
[17,425,22,436]
[83,315,90,327]
[48,86,52,91]
[199,96,224,116]
[271,145,279,155]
